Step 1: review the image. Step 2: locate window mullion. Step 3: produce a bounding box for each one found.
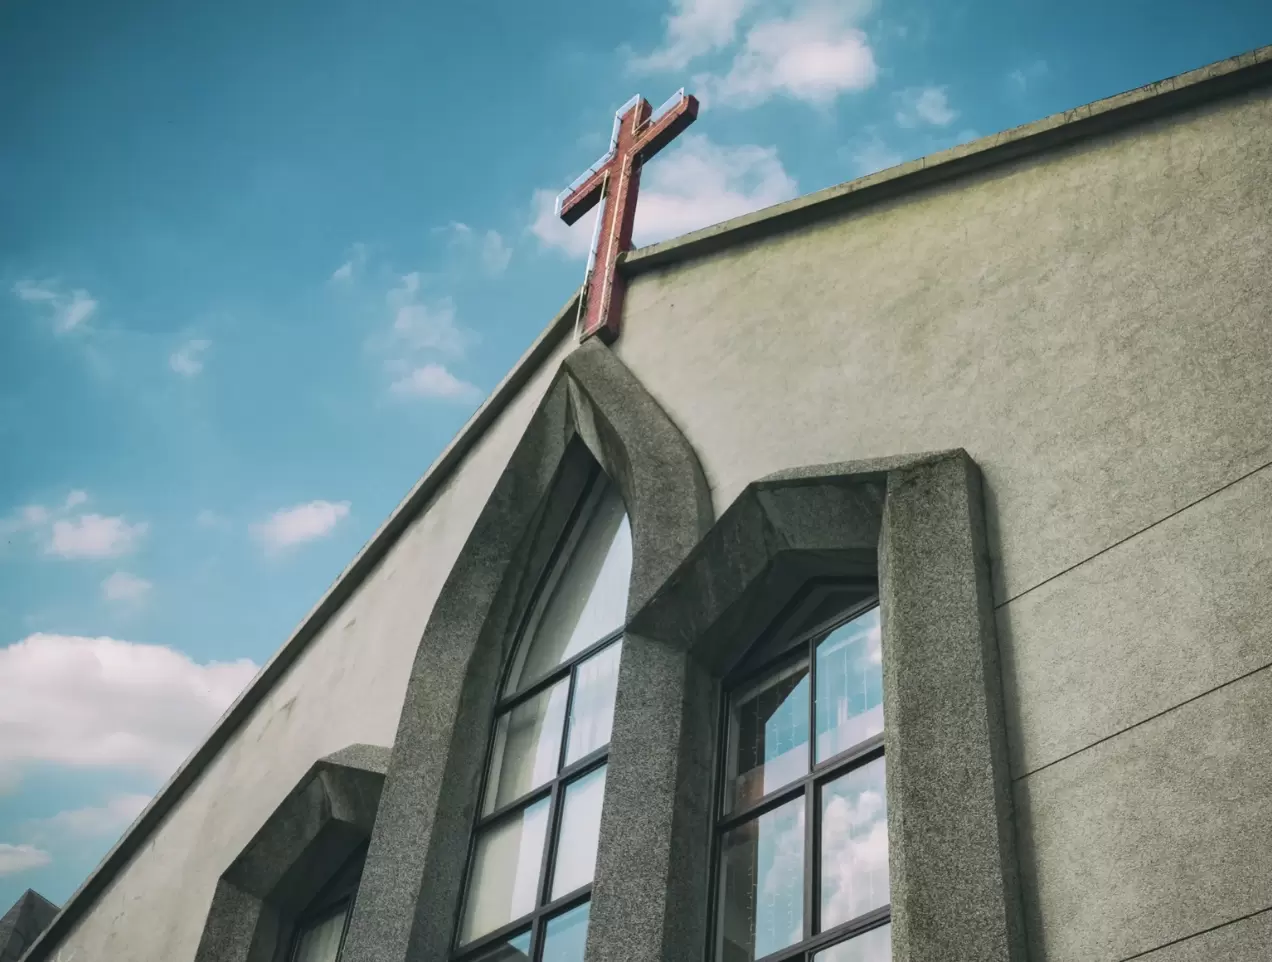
[535,779,565,912]
[804,633,818,943]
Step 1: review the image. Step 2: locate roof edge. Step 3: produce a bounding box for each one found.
[18,290,581,962]
[623,43,1272,275]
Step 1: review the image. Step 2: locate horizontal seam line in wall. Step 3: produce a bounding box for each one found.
[1115,902,1272,961]
[994,455,1272,610]
[1015,658,1272,780]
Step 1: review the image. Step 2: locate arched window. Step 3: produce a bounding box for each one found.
[714,586,891,962]
[454,471,632,962]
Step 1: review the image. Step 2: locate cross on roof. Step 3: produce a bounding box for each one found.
[555,90,699,344]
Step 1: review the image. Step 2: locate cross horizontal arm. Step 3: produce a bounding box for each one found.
[557,164,609,226]
[634,94,699,165]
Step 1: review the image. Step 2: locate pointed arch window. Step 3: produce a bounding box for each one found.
[713,586,891,962]
[455,471,632,962]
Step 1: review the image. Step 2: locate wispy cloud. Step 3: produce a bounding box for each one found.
[1009,59,1049,95]
[102,571,153,605]
[169,338,211,377]
[389,363,482,403]
[12,279,98,333]
[894,85,957,127]
[438,222,513,276]
[330,242,369,284]
[47,514,148,560]
[697,4,877,108]
[0,843,50,876]
[23,793,152,841]
[632,0,878,108]
[251,500,350,553]
[629,0,754,72]
[532,133,797,258]
[0,633,257,779]
[387,272,467,357]
[842,130,904,177]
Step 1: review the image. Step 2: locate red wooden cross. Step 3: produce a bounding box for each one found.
[555,90,699,344]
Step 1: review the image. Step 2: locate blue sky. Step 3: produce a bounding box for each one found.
[1,0,1269,914]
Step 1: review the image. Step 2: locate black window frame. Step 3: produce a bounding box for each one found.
[451,467,629,962]
[708,581,891,962]
[285,843,367,962]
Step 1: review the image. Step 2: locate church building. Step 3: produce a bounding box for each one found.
[10,43,1272,962]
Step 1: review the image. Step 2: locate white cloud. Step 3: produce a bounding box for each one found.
[47,514,148,560]
[0,633,257,779]
[389,363,482,403]
[438,222,513,276]
[629,0,754,72]
[387,273,467,357]
[697,3,877,108]
[102,571,153,604]
[252,500,350,552]
[169,338,211,377]
[531,133,797,258]
[480,230,512,275]
[195,509,224,528]
[13,279,98,333]
[1009,59,1049,95]
[2,492,90,542]
[895,85,957,127]
[843,132,903,177]
[0,843,51,876]
[330,242,369,284]
[24,793,152,841]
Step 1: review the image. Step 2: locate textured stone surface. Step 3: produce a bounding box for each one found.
[0,890,57,962]
[1134,909,1272,962]
[340,340,713,962]
[620,451,1025,962]
[999,462,1272,776]
[191,744,389,962]
[615,81,1272,607]
[880,455,1024,962]
[1015,666,1272,962]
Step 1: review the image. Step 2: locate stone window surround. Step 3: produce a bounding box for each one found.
[332,339,1026,962]
[191,744,390,962]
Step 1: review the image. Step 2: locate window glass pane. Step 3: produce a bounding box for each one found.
[484,680,569,815]
[292,906,348,962]
[725,659,810,813]
[461,799,551,944]
[717,795,805,962]
[564,641,622,765]
[468,930,532,962]
[811,924,891,962]
[550,765,607,899]
[506,483,631,694]
[541,901,591,962]
[815,608,884,763]
[820,758,889,930]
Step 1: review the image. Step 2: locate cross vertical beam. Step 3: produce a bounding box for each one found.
[555,90,699,344]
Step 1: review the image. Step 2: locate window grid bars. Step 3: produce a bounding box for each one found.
[710,593,887,962]
[453,632,621,962]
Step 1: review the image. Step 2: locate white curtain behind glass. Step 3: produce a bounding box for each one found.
[506,482,631,694]
[292,907,348,962]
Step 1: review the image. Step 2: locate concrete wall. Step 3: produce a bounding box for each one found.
[39,335,573,962]
[613,87,1272,961]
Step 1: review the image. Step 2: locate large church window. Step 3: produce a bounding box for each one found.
[456,474,631,961]
[715,589,890,962]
